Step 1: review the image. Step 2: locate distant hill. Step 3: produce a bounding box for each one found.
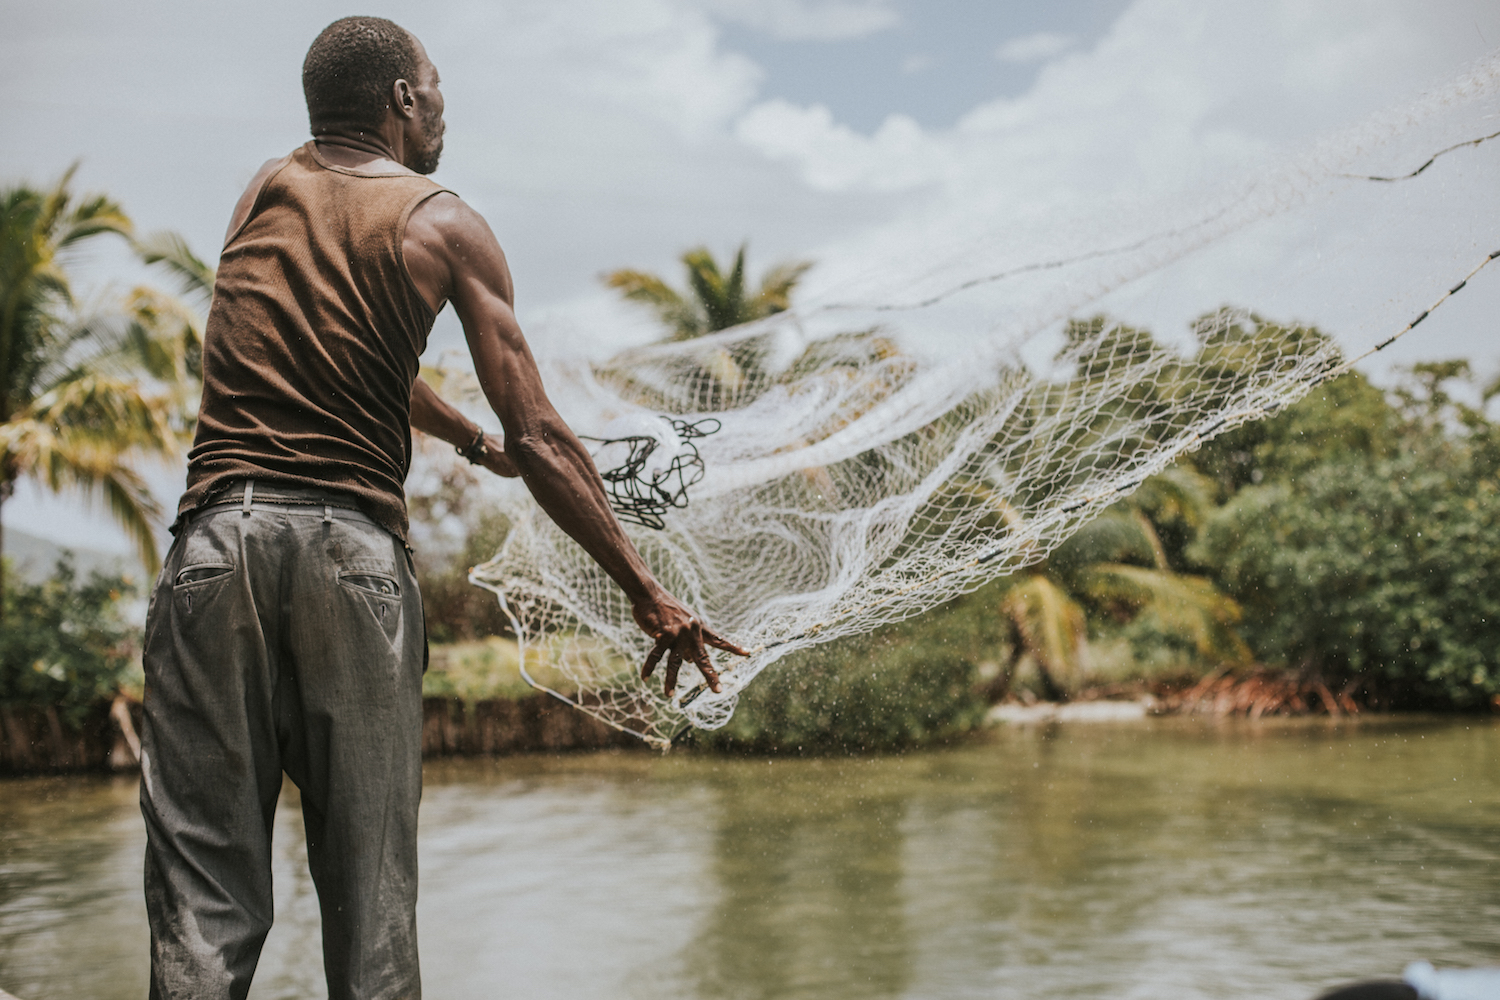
[2,526,140,585]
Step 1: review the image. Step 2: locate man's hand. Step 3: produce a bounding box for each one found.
[409,378,520,477]
[633,592,750,698]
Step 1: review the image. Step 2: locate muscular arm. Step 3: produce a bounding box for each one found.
[403,193,745,692]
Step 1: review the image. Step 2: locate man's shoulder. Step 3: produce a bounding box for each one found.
[408,189,479,227]
[223,153,297,247]
[406,190,497,246]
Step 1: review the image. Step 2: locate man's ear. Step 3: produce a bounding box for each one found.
[392,78,417,120]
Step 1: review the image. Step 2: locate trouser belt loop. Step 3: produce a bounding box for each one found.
[324,504,333,523]
[241,480,255,517]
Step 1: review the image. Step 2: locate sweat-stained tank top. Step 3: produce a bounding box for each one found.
[178,142,451,540]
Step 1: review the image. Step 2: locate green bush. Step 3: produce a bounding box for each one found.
[1194,454,1500,708]
[1,558,141,725]
[1188,370,1398,500]
[694,586,1007,753]
[414,507,513,644]
[693,635,989,753]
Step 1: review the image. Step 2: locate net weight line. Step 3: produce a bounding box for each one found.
[821,129,1500,316]
[670,246,1500,717]
[1339,128,1500,182]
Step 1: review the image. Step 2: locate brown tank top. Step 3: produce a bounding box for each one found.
[179,142,451,539]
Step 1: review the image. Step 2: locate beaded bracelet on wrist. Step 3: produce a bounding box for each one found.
[456,428,488,465]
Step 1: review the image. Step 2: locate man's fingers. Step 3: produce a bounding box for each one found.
[701,626,751,658]
[641,635,670,680]
[693,649,722,694]
[641,615,747,698]
[687,620,723,694]
[663,649,682,697]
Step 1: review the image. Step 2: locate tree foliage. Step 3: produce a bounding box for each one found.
[724,317,1500,745]
[604,243,811,341]
[1192,363,1500,708]
[0,557,140,726]
[0,169,208,579]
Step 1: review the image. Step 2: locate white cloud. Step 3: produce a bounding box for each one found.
[735,100,944,192]
[994,30,1076,64]
[701,0,900,40]
[433,0,764,139]
[730,0,1488,209]
[901,52,932,75]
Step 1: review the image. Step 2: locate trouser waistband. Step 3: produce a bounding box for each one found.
[189,479,372,523]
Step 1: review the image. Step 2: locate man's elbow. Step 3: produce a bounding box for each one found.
[503,429,561,471]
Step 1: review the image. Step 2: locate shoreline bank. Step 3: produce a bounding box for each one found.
[4,680,1493,775]
[0,694,639,775]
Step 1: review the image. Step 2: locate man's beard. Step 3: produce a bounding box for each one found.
[410,108,445,175]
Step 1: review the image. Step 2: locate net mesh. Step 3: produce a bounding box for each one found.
[465,55,1500,747]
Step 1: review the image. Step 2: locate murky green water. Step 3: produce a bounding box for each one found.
[2,717,1497,1000]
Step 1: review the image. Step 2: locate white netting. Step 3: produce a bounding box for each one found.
[467,55,1500,747]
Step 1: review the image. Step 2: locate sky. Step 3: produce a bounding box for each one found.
[4,0,1499,554]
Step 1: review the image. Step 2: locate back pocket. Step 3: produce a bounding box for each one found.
[176,564,233,586]
[173,563,235,614]
[339,572,400,598]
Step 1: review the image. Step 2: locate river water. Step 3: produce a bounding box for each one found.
[1,717,1496,1000]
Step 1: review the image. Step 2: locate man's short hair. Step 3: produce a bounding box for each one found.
[303,16,420,133]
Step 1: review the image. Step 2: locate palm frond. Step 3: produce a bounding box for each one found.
[1128,466,1214,531]
[1,170,204,576]
[120,285,206,386]
[603,268,705,339]
[0,413,167,574]
[99,468,164,575]
[1130,507,1169,570]
[27,373,182,452]
[682,247,739,331]
[1079,563,1251,663]
[603,244,813,341]
[135,230,215,302]
[755,260,813,316]
[723,244,747,320]
[34,164,81,239]
[1002,574,1089,690]
[58,193,133,247]
[1053,508,1157,572]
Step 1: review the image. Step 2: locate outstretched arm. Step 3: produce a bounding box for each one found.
[404,193,747,695]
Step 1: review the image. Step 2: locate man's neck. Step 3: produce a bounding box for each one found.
[313,129,404,170]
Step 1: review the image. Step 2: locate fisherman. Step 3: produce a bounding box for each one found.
[138,16,746,999]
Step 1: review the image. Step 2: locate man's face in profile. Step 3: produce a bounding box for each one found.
[408,40,445,175]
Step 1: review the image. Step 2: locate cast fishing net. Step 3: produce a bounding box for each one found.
[466,55,1500,747]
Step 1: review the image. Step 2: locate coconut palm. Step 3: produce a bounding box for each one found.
[997,467,1252,697]
[1,169,208,602]
[604,243,811,341]
[597,243,816,413]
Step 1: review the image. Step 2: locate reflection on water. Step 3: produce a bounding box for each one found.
[1,718,1497,999]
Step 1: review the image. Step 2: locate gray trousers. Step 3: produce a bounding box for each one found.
[140,482,425,1000]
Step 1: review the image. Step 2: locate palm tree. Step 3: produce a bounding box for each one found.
[604,243,811,341]
[997,467,1251,697]
[598,243,816,412]
[1,169,208,604]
